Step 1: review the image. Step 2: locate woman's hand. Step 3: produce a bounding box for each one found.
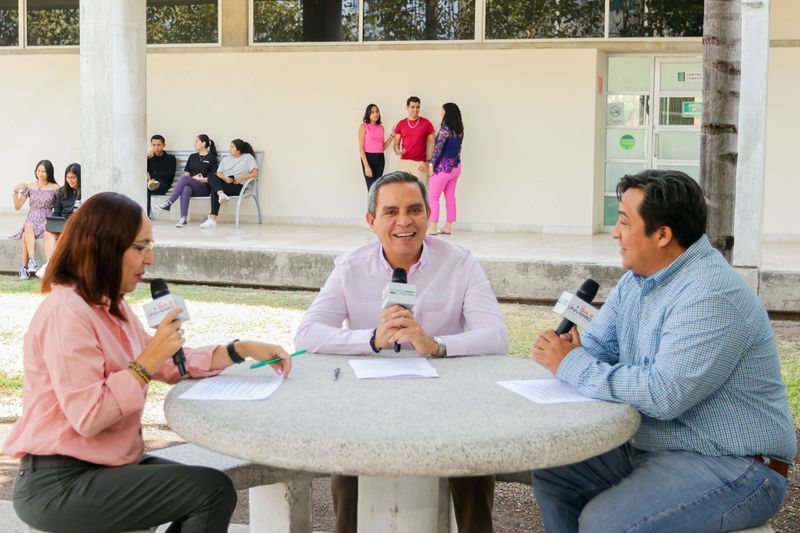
[137,308,184,374]
[13,183,27,194]
[191,173,202,181]
[226,176,235,184]
[241,341,292,377]
[364,165,373,178]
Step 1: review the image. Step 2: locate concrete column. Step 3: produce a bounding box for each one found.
[80,0,147,206]
[222,0,249,47]
[249,481,313,533]
[733,0,771,268]
[358,477,443,532]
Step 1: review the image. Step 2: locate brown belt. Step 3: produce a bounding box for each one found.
[753,455,790,478]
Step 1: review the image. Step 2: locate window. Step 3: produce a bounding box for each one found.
[0,0,17,46]
[253,0,358,43]
[27,0,79,46]
[486,0,604,39]
[147,0,219,45]
[609,0,703,38]
[363,0,475,41]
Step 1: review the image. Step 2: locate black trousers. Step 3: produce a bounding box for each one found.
[146,180,171,216]
[13,454,237,533]
[208,174,243,216]
[361,152,385,190]
[332,474,495,533]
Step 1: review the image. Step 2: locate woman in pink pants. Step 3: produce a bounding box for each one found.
[427,103,464,235]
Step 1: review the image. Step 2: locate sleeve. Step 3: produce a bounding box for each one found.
[576,282,622,365]
[294,267,374,355]
[151,344,221,384]
[246,153,258,172]
[393,121,402,135]
[426,120,435,136]
[39,305,146,439]
[183,154,193,174]
[206,154,219,177]
[168,154,177,178]
[430,128,450,170]
[22,188,30,198]
[52,190,64,217]
[440,255,508,356]
[557,293,750,420]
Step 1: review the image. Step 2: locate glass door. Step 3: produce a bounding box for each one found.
[603,56,702,227]
[653,58,702,180]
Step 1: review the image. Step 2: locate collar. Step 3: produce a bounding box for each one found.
[377,240,430,276]
[634,235,711,293]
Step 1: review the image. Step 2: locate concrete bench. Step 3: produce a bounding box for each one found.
[149,443,323,533]
[495,471,774,533]
[150,150,264,228]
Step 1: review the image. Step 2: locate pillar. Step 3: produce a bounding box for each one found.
[733,0,771,268]
[79,0,147,205]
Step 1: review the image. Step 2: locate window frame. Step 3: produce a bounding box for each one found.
[249,0,484,47]
[145,0,222,48]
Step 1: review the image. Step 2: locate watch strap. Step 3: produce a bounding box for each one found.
[226,339,245,364]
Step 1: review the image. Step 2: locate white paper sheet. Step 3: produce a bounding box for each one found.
[348,358,439,379]
[178,375,284,401]
[497,379,599,404]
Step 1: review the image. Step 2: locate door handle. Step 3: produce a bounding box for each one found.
[654,132,659,159]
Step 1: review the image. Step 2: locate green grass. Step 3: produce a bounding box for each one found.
[1,275,799,425]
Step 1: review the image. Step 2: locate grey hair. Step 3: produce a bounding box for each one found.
[367,171,429,217]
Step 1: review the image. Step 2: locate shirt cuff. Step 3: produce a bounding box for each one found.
[186,344,220,378]
[555,347,595,386]
[107,369,147,418]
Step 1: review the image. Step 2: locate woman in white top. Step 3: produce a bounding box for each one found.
[200,139,258,229]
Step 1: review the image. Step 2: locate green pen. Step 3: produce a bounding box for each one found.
[249,349,306,369]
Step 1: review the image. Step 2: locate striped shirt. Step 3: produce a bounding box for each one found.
[558,236,796,463]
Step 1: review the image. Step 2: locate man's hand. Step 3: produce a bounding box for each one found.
[418,162,427,173]
[146,150,154,159]
[386,315,438,356]
[531,326,581,374]
[375,305,409,349]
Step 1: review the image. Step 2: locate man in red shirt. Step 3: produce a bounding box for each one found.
[393,96,435,184]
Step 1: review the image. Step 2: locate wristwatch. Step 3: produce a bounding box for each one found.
[226,339,245,364]
[432,336,447,358]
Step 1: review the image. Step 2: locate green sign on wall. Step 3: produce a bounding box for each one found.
[682,101,703,118]
[619,134,636,150]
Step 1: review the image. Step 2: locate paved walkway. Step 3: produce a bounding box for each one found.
[1,215,798,310]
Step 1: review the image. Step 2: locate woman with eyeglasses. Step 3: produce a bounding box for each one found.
[3,192,293,533]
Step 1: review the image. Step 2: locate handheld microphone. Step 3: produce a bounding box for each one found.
[381,268,416,352]
[555,279,599,335]
[144,278,189,376]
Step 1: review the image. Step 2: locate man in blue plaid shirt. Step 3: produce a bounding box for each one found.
[531,170,796,533]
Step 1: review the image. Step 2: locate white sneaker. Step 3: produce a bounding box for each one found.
[200,217,217,229]
[218,191,230,203]
[155,200,172,212]
[19,267,30,280]
[35,262,48,279]
[27,257,37,273]
[176,216,188,228]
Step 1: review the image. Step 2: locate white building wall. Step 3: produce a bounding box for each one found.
[1,48,601,234]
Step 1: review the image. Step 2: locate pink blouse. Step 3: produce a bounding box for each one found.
[363,123,385,153]
[3,285,220,466]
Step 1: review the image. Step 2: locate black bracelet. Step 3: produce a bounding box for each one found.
[226,339,245,364]
[369,329,381,353]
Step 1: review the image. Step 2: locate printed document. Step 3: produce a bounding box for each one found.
[178,375,283,401]
[497,379,599,404]
[349,358,439,379]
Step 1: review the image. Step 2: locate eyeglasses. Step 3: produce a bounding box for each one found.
[130,240,155,255]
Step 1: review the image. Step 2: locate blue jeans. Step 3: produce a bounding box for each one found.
[532,444,788,533]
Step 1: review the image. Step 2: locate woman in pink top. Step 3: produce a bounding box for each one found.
[358,103,393,190]
[3,192,293,533]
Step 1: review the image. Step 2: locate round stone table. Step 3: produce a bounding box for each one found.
[165,354,640,532]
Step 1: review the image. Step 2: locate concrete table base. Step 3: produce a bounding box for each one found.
[357,477,453,533]
[250,481,312,533]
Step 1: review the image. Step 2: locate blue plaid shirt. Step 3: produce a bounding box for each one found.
[558,236,797,463]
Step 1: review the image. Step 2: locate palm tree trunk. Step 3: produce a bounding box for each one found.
[701,0,741,262]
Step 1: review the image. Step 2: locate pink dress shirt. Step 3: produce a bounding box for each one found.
[3,285,219,466]
[294,237,508,356]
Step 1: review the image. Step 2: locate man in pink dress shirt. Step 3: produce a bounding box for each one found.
[295,172,508,533]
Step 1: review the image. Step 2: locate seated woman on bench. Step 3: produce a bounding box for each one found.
[200,138,258,229]
[156,134,218,227]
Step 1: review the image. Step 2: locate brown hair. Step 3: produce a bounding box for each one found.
[42,192,144,320]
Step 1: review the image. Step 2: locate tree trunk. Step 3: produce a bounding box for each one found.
[701,0,741,262]
[424,0,438,40]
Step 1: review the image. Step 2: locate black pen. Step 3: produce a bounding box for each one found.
[333,367,340,381]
